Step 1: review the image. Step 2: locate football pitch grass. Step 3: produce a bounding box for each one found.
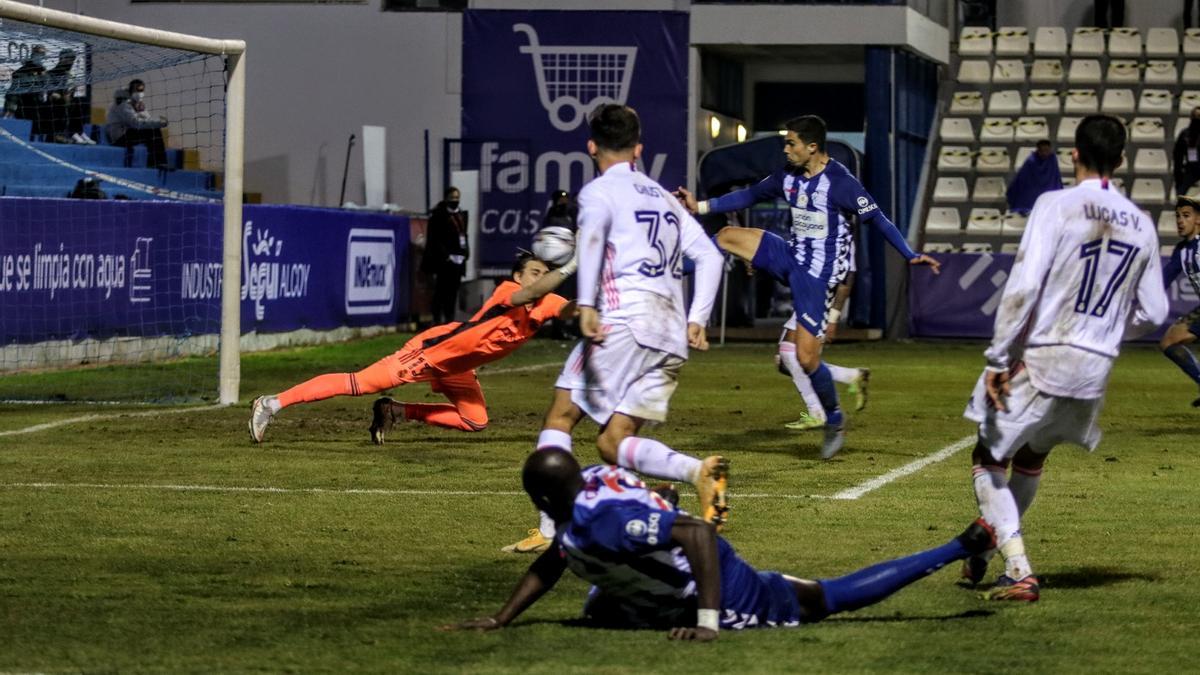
[2,336,1197,673]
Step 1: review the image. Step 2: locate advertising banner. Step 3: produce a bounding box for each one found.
[462,10,689,272]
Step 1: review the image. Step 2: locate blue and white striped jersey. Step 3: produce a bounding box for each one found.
[706,159,917,283]
[1164,236,1200,298]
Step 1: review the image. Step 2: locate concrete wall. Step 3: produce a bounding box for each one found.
[997,0,1193,32]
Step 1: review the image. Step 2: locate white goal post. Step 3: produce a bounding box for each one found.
[0,0,245,404]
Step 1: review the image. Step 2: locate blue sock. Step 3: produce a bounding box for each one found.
[1164,344,1200,386]
[819,539,968,614]
[806,362,843,426]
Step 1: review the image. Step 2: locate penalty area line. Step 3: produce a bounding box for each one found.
[0,403,227,438]
[823,435,976,500]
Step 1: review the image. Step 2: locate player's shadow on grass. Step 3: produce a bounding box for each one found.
[823,609,994,624]
[1041,566,1157,589]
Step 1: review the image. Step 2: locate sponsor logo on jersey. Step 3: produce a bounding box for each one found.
[856,196,878,215]
[625,519,648,538]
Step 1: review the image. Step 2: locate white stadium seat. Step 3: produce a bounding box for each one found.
[959,26,993,56]
[1175,117,1192,140]
[1134,148,1170,174]
[1062,176,1077,187]
[988,90,1023,115]
[938,145,973,172]
[967,208,1003,233]
[1184,61,1200,84]
[1034,26,1068,56]
[933,177,969,203]
[1101,89,1136,114]
[1180,90,1200,115]
[924,241,958,253]
[1057,148,1074,174]
[976,147,1011,173]
[1130,117,1166,144]
[972,176,1006,202]
[951,90,985,115]
[1015,117,1050,143]
[980,117,1014,143]
[1145,60,1178,85]
[1139,89,1173,115]
[1014,146,1036,167]
[1000,242,1021,254]
[1071,27,1105,56]
[940,117,976,143]
[958,60,991,84]
[1160,210,1178,235]
[1105,59,1140,84]
[1002,211,1028,235]
[1146,28,1180,57]
[1110,177,1127,194]
[1064,88,1099,114]
[1068,59,1102,84]
[1026,89,1061,115]
[992,59,1026,85]
[1131,178,1166,203]
[963,243,995,254]
[1107,27,1142,57]
[995,27,1030,56]
[925,207,963,233]
[1030,59,1064,84]
[1185,28,1200,56]
[1163,243,1179,256]
[1057,116,1081,144]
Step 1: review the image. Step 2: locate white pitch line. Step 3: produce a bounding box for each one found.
[0,403,226,438]
[478,361,561,375]
[825,435,976,500]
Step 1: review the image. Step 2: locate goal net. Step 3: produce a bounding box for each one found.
[0,2,244,404]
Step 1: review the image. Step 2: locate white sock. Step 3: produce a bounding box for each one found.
[616,436,702,484]
[265,396,281,414]
[778,342,825,422]
[536,428,573,451]
[1010,466,1042,515]
[826,363,858,384]
[973,465,1033,579]
[538,510,556,538]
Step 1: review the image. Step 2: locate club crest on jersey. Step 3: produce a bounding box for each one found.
[796,192,809,208]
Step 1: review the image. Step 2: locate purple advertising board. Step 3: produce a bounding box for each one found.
[909,252,1196,339]
[462,10,689,273]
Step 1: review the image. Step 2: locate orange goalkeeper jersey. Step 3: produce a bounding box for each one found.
[407,281,568,374]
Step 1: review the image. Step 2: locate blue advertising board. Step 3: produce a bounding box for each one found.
[462,10,689,272]
[0,199,409,345]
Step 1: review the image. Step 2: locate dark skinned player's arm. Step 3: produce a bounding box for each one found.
[668,515,721,640]
[444,544,567,630]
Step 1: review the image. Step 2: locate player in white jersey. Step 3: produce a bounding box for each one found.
[962,115,1169,601]
[503,104,727,554]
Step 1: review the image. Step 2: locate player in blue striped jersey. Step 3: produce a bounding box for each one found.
[677,115,940,459]
[1160,195,1200,406]
[445,449,993,640]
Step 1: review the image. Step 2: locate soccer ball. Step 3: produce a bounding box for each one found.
[531,226,575,267]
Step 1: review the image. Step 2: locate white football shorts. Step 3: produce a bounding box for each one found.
[963,364,1104,462]
[555,323,684,425]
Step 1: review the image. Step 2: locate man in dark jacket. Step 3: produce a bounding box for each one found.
[422,186,470,325]
[1175,107,1200,199]
[4,45,48,136]
[1006,140,1063,215]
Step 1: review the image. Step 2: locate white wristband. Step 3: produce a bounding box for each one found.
[827,308,842,324]
[696,608,719,632]
[697,200,710,216]
[557,257,577,277]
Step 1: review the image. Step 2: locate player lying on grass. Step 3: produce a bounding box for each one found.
[1160,195,1200,407]
[248,252,576,443]
[447,449,994,640]
[961,115,1168,602]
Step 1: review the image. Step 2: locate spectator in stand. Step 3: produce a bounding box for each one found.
[422,186,470,325]
[1006,140,1063,216]
[4,45,48,137]
[105,79,169,168]
[69,177,106,200]
[1175,107,1200,199]
[44,50,94,145]
[543,189,577,230]
[1094,0,1125,29]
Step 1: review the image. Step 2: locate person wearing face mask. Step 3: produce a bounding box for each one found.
[105,78,169,168]
[421,186,471,325]
[4,45,49,137]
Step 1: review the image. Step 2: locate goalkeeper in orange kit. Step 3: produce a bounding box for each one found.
[248,252,576,443]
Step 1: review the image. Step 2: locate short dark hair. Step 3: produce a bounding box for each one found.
[512,250,538,276]
[1036,139,1052,148]
[589,104,640,152]
[129,79,145,92]
[1074,115,1126,176]
[784,115,827,152]
[1177,195,1200,211]
[444,186,459,198]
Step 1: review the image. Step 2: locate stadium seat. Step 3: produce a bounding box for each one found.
[1105,59,1140,84]
[1134,148,1170,174]
[1000,242,1021,253]
[992,59,1026,85]
[1139,89,1173,114]
[980,117,1014,143]
[925,207,963,233]
[976,147,1011,173]
[1068,59,1102,84]
[1145,60,1179,85]
[958,60,991,84]
[1160,210,1178,235]
[967,208,1003,233]
[1162,243,1179,256]
[951,90,985,115]
[1030,59,1064,84]
[988,90,1023,115]
[959,26,993,56]
[938,145,973,172]
[1002,211,1028,235]
[1146,28,1180,57]
[1064,89,1099,114]
[1170,183,1178,201]
[1175,116,1192,140]
[924,241,958,253]
[1026,89,1061,114]
[1107,27,1142,57]
[1014,146,1036,167]
[995,27,1030,56]
[972,176,1006,203]
[963,243,995,254]
[1184,61,1200,84]
[1110,177,1127,194]
[1131,177,1166,203]
[1130,117,1166,144]
[1101,89,1136,114]
[933,176,968,203]
[1015,117,1050,143]
[1057,116,1081,143]
[1057,148,1074,173]
[940,117,976,143]
[1185,28,1200,56]
[1034,26,1068,56]
[1062,176,1077,187]
[1180,90,1200,115]
[1071,27,1105,56]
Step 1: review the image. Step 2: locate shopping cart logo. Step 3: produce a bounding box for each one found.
[513,23,638,132]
